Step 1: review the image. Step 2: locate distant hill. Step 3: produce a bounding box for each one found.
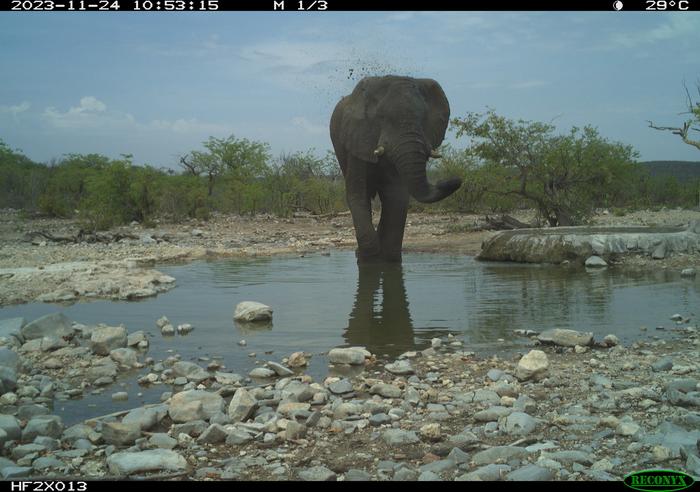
[639,161,700,179]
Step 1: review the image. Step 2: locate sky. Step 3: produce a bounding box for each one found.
[1,11,699,170]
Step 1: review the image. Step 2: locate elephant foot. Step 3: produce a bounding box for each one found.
[355,249,384,264]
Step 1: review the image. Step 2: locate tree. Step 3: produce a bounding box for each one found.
[451,110,639,226]
[178,135,271,196]
[648,81,700,151]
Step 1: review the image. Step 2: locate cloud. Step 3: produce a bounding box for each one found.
[0,101,31,115]
[41,96,233,138]
[43,96,118,129]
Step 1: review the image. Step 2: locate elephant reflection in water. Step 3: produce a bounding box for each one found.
[343,263,416,357]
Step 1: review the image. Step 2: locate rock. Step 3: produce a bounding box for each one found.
[106,449,188,475]
[22,415,63,441]
[506,464,554,481]
[0,366,17,393]
[681,268,696,277]
[172,361,210,382]
[21,313,73,340]
[171,420,208,437]
[285,421,307,440]
[267,361,294,377]
[537,328,593,347]
[102,422,141,446]
[90,325,128,355]
[112,392,129,401]
[176,323,194,334]
[0,415,21,441]
[234,301,273,322]
[156,316,169,328]
[249,367,276,378]
[168,390,224,423]
[585,255,607,267]
[543,450,594,465]
[122,405,166,431]
[475,406,513,422]
[32,456,66,470]
[473,446,530,465]
[370,383,402,398]
[602,334,619,347]
[686,454,700,476]
[127,331,147,347]
[419,423,441,441]
[277,402,310,417]
[502,412,538,436]
[652,357,674,372]
[418,471,441,481]
[1,467,33,479]
[197,424,228,444]
[616,421,641,436]
[0,347,20,371]
[161,324,175,336]
[328,379,354,394]
[383,429,420,446]
[228,388,257,422]
[110,348,138,368]
[0,317,25,341]
[149,433,178,450]
[281,381,315,402]
[515,350,549,381]
[652,242,666,259]
[226,430,253,445]
[287,352,308,367]
[385,360,414,375]
[298,465,337,481]
[345,469,372,481]
[328,348,365,365]
[457,464,511,481]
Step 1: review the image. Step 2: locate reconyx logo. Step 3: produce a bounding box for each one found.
[624,469,695,492]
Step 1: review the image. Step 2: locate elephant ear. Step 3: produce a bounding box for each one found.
[417,78,450,151]
[333,78,385,164]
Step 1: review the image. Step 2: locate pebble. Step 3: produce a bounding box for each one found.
[298,465,337,481]
[385,360,414,375]
[383,429,420,446]
[506,464,554,481]
[327,348,365,365]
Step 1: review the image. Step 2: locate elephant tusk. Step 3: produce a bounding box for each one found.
[373,146,385,157]
[430,149,442,159]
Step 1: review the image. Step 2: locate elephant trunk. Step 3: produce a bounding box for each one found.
[391,139,461,204]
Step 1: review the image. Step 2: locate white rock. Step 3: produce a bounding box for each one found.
[328,348,365,365]
[585,255,607,267]
[234,302,273,322]
[106,449,187,475]
[515,350,549,381]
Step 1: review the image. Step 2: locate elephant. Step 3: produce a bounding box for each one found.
[330,75,462,263]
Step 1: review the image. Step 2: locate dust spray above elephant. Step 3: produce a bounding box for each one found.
[330,75,462,263]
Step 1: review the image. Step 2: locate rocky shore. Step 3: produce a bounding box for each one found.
[0,311,698,481]
[1,208,700,481]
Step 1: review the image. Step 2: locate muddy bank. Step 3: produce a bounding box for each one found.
[0,312,698,481]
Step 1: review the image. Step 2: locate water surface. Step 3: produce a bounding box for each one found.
[2,252,697,423]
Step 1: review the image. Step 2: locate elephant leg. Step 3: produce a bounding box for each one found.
[377,181,409,262]
[345,156,381,262]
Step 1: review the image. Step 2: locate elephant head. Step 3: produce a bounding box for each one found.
[330,75,461,203]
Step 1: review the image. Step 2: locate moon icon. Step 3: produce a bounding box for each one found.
[613,0,623,9]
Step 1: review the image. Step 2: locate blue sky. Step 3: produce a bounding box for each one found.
[1,12,699,169]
